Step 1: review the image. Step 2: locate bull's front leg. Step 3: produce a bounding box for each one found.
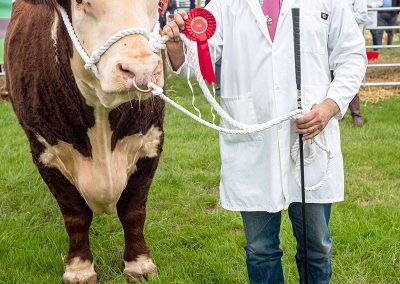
[117,159,159,283]
[62,207,96,284]
[41,170,97,284]
[118,205,157,282]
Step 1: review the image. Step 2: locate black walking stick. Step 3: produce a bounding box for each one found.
[292,8,309,284]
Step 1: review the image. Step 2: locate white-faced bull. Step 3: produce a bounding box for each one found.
[5,0,166,282]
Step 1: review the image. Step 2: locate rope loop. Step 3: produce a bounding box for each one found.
[290,139,317,166]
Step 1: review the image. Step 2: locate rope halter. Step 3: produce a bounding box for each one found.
[59,7,169,79]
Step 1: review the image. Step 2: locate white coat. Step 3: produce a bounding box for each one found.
[173,0,367,212]
[366,0,383,28]
[348,0,369,31]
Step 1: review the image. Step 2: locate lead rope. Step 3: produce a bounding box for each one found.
[148,34,333,192]
[59,6,333,191]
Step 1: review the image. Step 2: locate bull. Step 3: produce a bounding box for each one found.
[5,0,167,282]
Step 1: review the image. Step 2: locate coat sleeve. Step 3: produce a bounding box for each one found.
[367,0,383,8]
[168,0,223,76]
[352,0,368,26]
[326,0,367,119]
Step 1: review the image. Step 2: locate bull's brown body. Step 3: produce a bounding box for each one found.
[5,0,165,282]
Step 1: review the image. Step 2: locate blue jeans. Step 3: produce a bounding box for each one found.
[370,30,379,50]
[241,203,332,284]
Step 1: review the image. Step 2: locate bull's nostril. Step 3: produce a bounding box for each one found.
[117,62,160,90]
[117,63,135,79]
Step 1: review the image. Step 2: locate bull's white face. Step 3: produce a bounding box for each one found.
[69,0,163,108]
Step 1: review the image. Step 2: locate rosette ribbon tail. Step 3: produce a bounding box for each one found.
[197,39,216,85]
[184,8,217,85]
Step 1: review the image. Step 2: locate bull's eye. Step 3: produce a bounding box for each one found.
[76,0,83,4]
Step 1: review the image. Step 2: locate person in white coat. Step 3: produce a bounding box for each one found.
[347,0,368,126]
[163,0,367,283]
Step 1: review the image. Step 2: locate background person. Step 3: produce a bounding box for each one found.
[190,0,195,10]
[367,0,384,49]
[377,0,400,45]
[347,0,368,126]
[163,0,367,283]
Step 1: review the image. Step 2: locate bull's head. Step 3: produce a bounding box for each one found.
[60,0,164,108]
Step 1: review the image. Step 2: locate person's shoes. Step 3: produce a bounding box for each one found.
[349,95,364,127]
[352,114,364,127]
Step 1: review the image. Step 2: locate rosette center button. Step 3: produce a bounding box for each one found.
[191,17,208,35]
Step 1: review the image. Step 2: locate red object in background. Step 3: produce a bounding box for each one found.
[184,8,217,85]
[366,50,379,61]
[159,0,168,16]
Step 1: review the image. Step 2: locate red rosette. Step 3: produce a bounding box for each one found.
[184,8,217,85]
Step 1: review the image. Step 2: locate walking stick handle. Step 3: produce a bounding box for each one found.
[292,8,302,108]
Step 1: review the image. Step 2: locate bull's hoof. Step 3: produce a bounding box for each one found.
[62,258,97,284]
[62,274,97,284]
[123,255,158,283]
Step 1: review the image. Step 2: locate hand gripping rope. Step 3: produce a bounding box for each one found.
[59,7,333,192]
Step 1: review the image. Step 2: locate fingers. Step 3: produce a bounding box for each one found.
[295,119,321,136]
[302,128,321,141]
[295,117,318,131]
[162,25,175,40]
[295,105,331,140]
[162,21,180,42]
[174,13,186,29]
[295,110,317,126]
[295,108,321,140]
[162,10,188,42]
[299,125,321,141]
[176,9,189,22]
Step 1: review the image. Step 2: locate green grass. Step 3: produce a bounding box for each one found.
[0,75,399,284]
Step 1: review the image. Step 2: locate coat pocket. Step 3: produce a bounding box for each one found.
[301,10,329,55]
[219,95,263,143]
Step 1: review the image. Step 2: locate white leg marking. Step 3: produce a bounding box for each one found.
[124,255,157,280]
[63,257,97,284]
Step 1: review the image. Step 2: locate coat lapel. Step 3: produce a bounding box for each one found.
[244,0,272,44]
[245,0,298,43]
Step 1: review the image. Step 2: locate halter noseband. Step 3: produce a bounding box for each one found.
[59,7,168,79]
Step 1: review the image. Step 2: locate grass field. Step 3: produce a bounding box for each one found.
[0,74,399,284]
